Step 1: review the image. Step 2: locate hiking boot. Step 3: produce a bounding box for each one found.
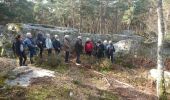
[76,63,81,66]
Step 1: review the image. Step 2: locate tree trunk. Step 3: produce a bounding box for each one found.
[157,0,167,99]
[99,0,102,34]
[72,0,75,28]
[79,0,82,34]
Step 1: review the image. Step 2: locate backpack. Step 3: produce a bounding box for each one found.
[86,42,93,52]
[107,44,115,55]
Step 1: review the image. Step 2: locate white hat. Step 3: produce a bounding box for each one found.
[77,36,82,39]
[109,40,112,44]
[54,35,58,38]
[46,33,50,37]
[64,35,69,39]
[26,32,32,37]
[103,40,108,44]
[86,38,90,41]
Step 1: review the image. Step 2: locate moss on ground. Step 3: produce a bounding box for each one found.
[0,82,118,100]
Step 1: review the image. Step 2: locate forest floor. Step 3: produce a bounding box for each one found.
[0,55,162,100]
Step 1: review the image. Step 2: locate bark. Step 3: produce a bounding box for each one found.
[72,0,75,28]
[157,0,167,99]
[99,0,102,34]
[79,0,82,34]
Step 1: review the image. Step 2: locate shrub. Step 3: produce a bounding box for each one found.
[115,53,134,68]
[95,59,113,72]
[35,52,65,68]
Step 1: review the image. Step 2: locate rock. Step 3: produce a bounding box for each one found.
[0,58,17,77]
[114,39,137,54]
[7,66,33,79]
[6,66,55,87]
[149,69,170,93]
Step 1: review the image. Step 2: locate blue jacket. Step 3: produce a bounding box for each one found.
[24,37,36,55]
[106,44,115,55]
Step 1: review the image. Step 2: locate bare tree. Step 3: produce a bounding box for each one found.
[156,0,167,99]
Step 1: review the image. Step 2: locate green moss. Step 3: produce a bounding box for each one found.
[159,79,167,100]
[72,80,82,85]
[27,85,73,100]
[88,90,118,100]
[0,75,5,88]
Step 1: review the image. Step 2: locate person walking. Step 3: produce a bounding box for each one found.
[53,35,61,55]
[63,35,71,63]
[96,40,105,59]
[45,34,53,56]
[103,40,108,57]
[24,32,36,64]
[106,41,115,63]
[85,38,93,56]
[36,32,45,58]
[15,35,27,66]
[75,36,83,65]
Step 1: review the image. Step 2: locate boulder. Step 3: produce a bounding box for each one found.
[149,69,170,93]
[114,39,140,54]
[6,66,55,87]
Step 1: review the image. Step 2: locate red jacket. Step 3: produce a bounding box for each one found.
[85,41,94,53]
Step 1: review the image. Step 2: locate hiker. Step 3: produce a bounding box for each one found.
[24,32,36,64]
[12,39,17,57]
[75,36,83,65]
[106,40,115,63]
[15,35,27,66]
[36,32,45,58]
[45,33,53,56]
[103,40,108,57]
[92,40,98,57]
[85,38,93,56]
[53,35,61,54]
[96,40,105,59]
[63,35,71,63]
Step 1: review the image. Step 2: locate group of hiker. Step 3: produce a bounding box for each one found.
[13,32,115,66]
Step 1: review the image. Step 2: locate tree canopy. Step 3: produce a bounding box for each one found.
[0,0,170,35]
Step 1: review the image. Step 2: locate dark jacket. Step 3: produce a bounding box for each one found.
[75,39,83,53]
[15,40,25,56]
[97,43,105,58]
[36,33,45,48]
[107,44,115,55]
[53,39,61,51]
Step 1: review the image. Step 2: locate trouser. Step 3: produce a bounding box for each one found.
[39,47,44,58]
[47,49,52,56]
[76,52,81,63]
[65,51,69,62]
[97,52,103,59]
[30,51,34,64]
[19,53,27,66]
[55,49,60,55]
[86,51,92,56]
[108,54,114,63]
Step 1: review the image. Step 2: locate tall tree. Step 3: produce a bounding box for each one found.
[156,0,167,99]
